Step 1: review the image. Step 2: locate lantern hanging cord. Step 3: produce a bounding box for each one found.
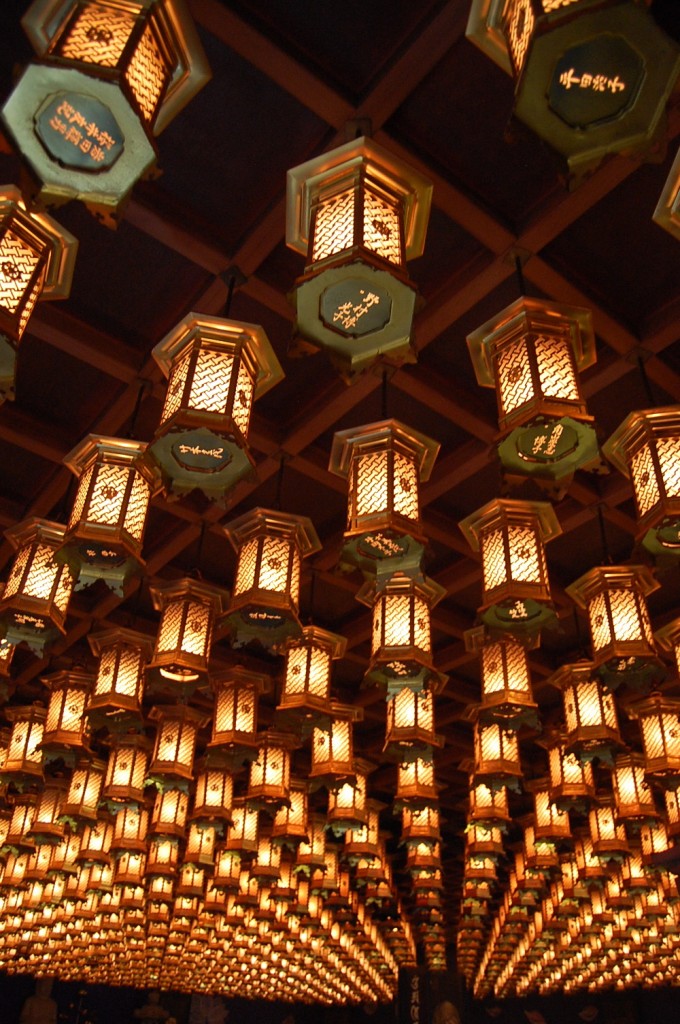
[637,353,656,407]
[596,502,612,565]
[224,273,237,318]
[275,454,287,511]
[514,254,526,297]
[193,520,207,577]
[127,379,152,439]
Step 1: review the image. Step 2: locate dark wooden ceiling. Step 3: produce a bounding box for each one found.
[1,0,680,939]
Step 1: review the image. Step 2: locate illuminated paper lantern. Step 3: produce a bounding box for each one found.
[3,0,211,224]
[28,780,68,845]
[286,137,432,379]
[111,806,147,853]
[550,661,623,766]
[358,572,447,695]
[530,784,571,843]
[192,765,233,828]
[345,803,382,861]
[523,824,559,872]
[147,577,227,696]
[272,780,308,847]
[0,706,45,785]
[640,820,670,866]
[626,693,680,786]
[395,757,437,811]
[469,779,510,831]
[473,719,523,792]
[87,626,152,726]
[61,757,106,823]
[59,435,160,593]
[460,498,560,636]
[295,814,327,872]
[150,786,188,838]
[41,669,92,759]
[0,518,75,655]
[540,732,596,811]
[277,626,346,735]
[402,804,440,849]
[148,705,208,781]
[466,626,538,729]
[208,666,270,765]
[146,836,179,878]
[309,703,361,790]
[184,823,216,869]
[384,687,442,761]
[567,565,663,691]
[225,799,258,856]
[612,753,658,826]
[78,816,113,865]
[150,313,283,500]
[103,734,149,806]
[466,0,680,180]
[327,761,371,835]
[223,508,321,650]
[247,732,297,812]
[467,297,598,492]
[328,419,439,575]
[604,408,680,565]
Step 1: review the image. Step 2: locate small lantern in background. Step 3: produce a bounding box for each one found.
[148,705,208,783]
[467,297,599,494]
[61,757,106,823]
[40,669,92,761]
[59,435,160,594]
[401,804,440,849]
[358,572,447,696]
[612,753,658,827]
[329,419,439,576]
[384,686,442,762]
[460,498,560,637]
[111,806,148,854]
[466,0,680,181]
[327,760,371,835]
[247,732,297,812]
[103,733,149,807]
[465,626,539,729]
[27,780,68,846]
[277,626,346,736]
[296,812,327,872]
[0,518,75,655]
[150,786,188,838]
[0,186,77,401]
[225,798,259,857]
[566,565,663,691]
[603,408,680,566]
[147,577,227,697]
[272,780,308,847]
[286,136,432,380]
[208,666,270,767]
[540,732,596,811]
[150,314,283,501]
[655,618,680,681]
[0,706,46,785]
[468,779,510,831]
[473,719,523,793]
[3,0,211,224]
[310,704,362,790]
[395,756,437,812]
[588,801,629,861]
[192,764,233,829]
[87,626,152,729]
[529,782,571,844]
[625,693,680,787]
[223,508,321,650]
[549,662,624,766]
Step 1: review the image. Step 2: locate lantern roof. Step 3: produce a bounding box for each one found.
[223,507,321,559]
[88,625,155,660]
[280,624,347,660]
[602,406,680,477]
[4,516,66,551]
[546,660,597,691]
[210,665,272,695]
[63,434,160,482]
[566,564,660,609]
[286,136,432,261]
[355,570,446,610]
[459,497,562,551]
[328,418,440,482]
[39,667,94,690]
[0,184,78,300]
[148,576,230,616]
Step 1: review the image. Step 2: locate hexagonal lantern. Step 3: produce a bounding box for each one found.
[150,785,188,838]
[589,800,629,861]
[529,781,571,843]
[102,733,149,807]
[0,185,77,401]
[40,669,93,761]
[655,617,680,681]
[150,314,284,502]
[148,704,208,783]
[276,625,346,737]
[625,693,680,787]
[59,434,161,594]
[540,732,596,811]
[0,518,76,656]
[327,761,370,835]
[147,577,228,698]
[653,144,680,242]
[3,0,211,225]
[328,419,439,577]
[0,706,46,785]
[465,626,539,729]
[86,626,153,728]
[395,756,437,811]
[272,779,308,846]
[208,666,270,767]
[467,297,599,493]
[468,779,511,831]
[286,136,432,380]
[549,661,624,766]
[61,757,106,823]
[473,719,523,793]
[358,571,447,695]
[309,703,362,790]
[384,687,442,762]
[247,731,298,812]
[222,508,321,650]
[603,408,680,566]
[612,752,658,826]
[466,0,680,181]
[191,764,233,829]
[566,565,663,691]
[460,498,561,637]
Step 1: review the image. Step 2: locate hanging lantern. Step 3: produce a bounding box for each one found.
[148,705,208,782]
[78,816,113,865]
[469,778,510,831]
[277,626,346,736]
[5,794,37,851]
[655,618,680,681]
[223,508,321,650]
[358,572,447,695]
[147,577,227,698]
[286,136,432,380]
[327,760,371,834]
[271,780,308,847]
[0,518,76,655]
[208,666,270,766]
[603,408,680,565]
[111,806,148,853]
[225,799,259,857]
[466,0,680,181]
[523,824,559,872]
[346,802,383,863]
[540,732,596,811]
[328,419,439,576]
[212,847,242,892]
[102,734,149,806]
[149,313,284,500]
[40,669,92,761]
[247,732,297,812]
[28,780,68,845]
[466,626,539,729]
[150,786,188,838]
[549,661,624,766]
[640,820,670,867]
[251,834,282,883]
[61,757,106,823]
[86,626,152,729]
[58,435,160,594]
[625,693,680,787]
[567,565,663,691]
[402,804,440,849]
[384,687,442,761]
[146,836,179,878]
[395,757,438,812]
[184,822,216,869]
[528,782,571,844]
[460,498,560,637]
[0,706,45,786]
[612,753,658,827]
[473,719,523,793]
[467,297,599,493]
[3,0,211,225]
[192,764,233,828]
[310,704,361,789]
[296,813,327,872]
